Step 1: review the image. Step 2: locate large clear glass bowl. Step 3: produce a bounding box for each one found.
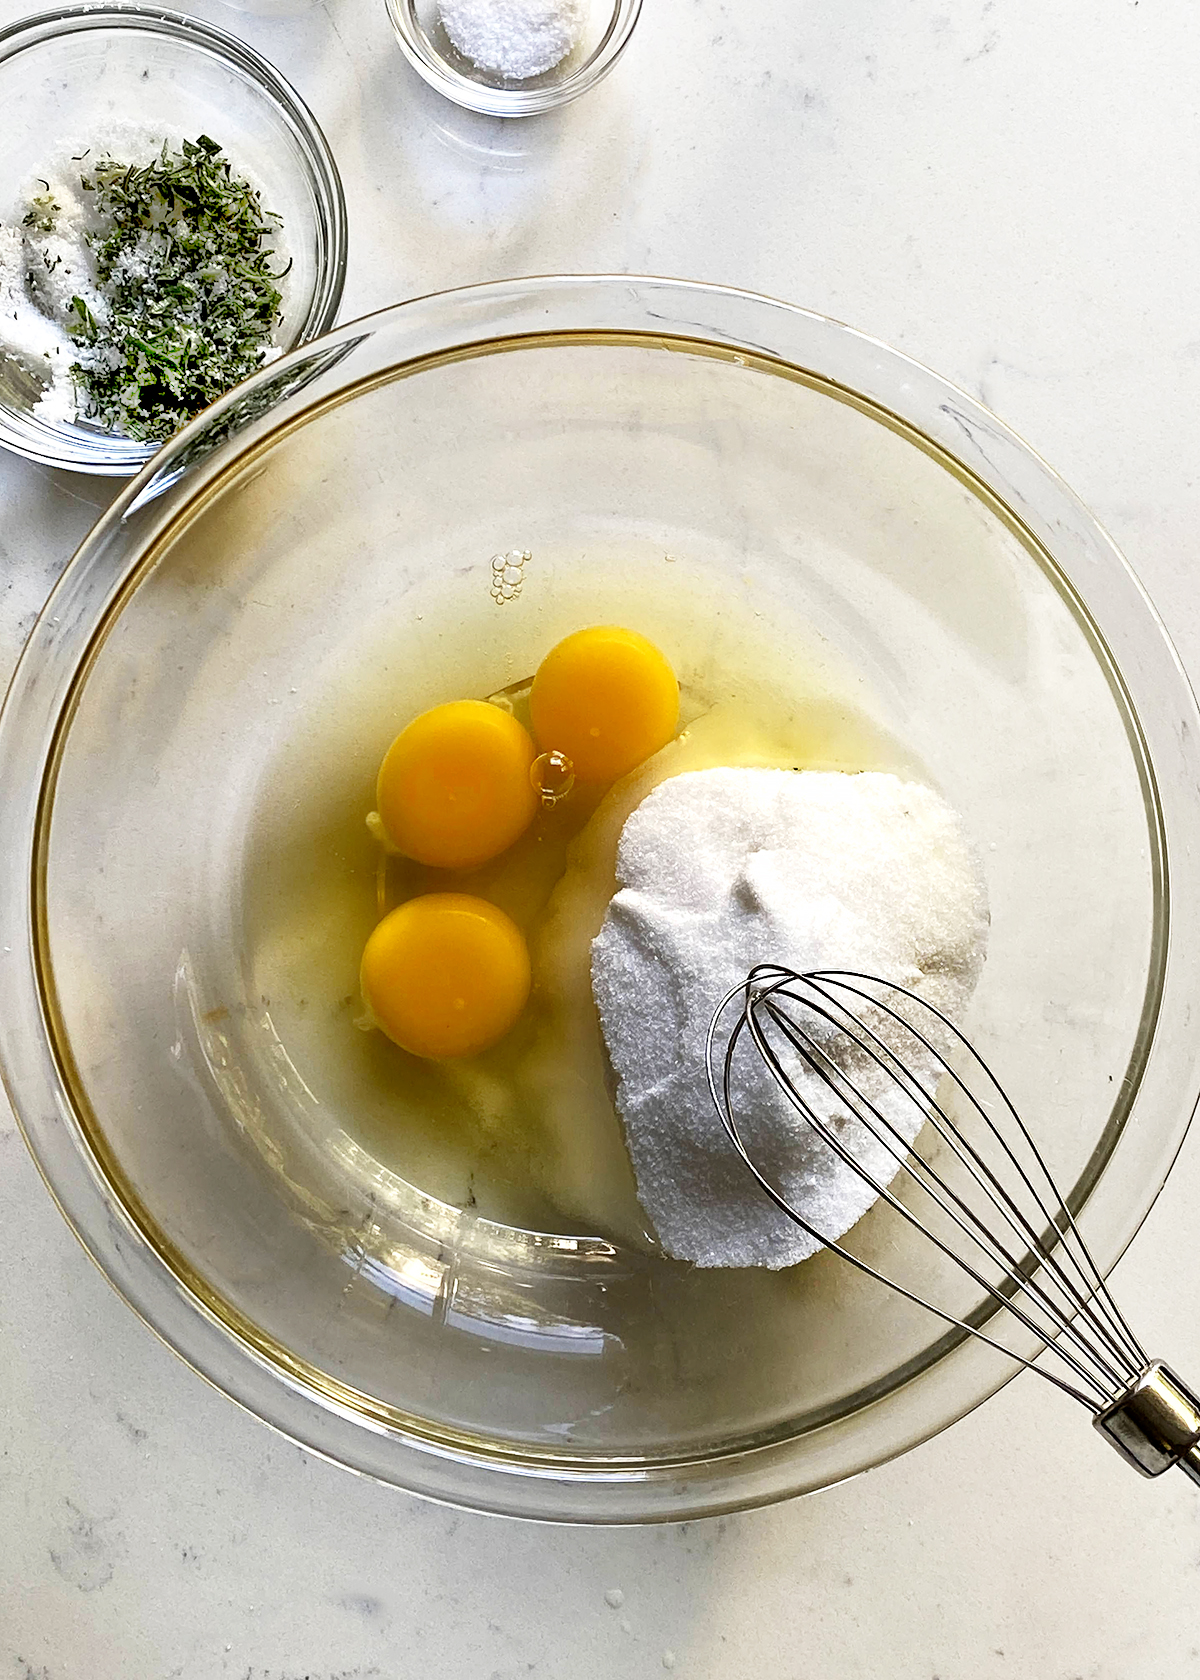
[2,276,1199,1522]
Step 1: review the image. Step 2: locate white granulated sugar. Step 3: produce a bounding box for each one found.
[438,0,587,78]
[591,769,989,1269]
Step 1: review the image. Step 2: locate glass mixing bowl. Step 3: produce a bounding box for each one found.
[2,276,1199,1522]
[0,5,347,475]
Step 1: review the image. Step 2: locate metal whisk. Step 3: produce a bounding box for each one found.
[706,965,1200,1485]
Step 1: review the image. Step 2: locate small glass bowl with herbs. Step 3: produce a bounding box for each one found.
[0,6,346,475]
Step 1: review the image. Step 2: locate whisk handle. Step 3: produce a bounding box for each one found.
[1093,1362,1200,1483]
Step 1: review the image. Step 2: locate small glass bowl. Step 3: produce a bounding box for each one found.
[0,5,347,476]
[385,0,643,116]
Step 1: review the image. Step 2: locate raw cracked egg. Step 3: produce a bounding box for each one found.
[530,626,679,784]
[376,698,538,869]
[361,892,532,1060]
[361,627,680,1066]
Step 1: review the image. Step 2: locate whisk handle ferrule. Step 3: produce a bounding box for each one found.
[1093,1362,1200,1481]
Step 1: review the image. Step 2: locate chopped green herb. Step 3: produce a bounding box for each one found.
[69,294,99,335]
[66,134,286,443]
[22,192,59,234]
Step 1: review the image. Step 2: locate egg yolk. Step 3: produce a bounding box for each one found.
[361,893,531,1060]
[529,626,680,784]
[376,699,538,870]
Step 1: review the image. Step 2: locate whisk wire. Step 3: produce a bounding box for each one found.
[744,980,1135,1401]
[722,982,1120,1405]
[713,1001,1103,1408]
[801,971,1149,1377]
[776,971,1148,1385]
[708,968,1147,1402]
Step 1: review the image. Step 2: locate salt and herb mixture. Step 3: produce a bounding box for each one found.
[437,0,587,79]
[591,769,990,1269]
[0,133,288,442]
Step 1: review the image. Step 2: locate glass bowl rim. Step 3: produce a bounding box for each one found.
[384,0,644,116]
[3,273,1200,1521]
[0,0,348,475]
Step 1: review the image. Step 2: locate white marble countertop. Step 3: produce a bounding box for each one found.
[5,0,1200,1674]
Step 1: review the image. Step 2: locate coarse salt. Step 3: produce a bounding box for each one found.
[0,131,170,428]
[0,124,287,436]
[590,768,989,1269]
[437,0,587,79]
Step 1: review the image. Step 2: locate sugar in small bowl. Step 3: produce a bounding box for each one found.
[0,6,346,476]
[386,0,643,115]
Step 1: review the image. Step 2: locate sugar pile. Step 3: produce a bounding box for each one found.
[437,0,586,79]
[590,768,989,1269]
